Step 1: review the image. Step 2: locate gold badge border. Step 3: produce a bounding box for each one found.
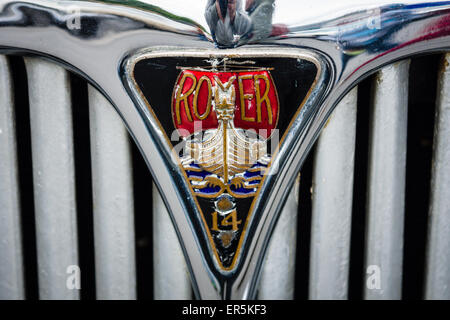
[128,49,322,272]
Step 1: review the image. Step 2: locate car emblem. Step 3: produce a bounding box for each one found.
[124,49,329,282]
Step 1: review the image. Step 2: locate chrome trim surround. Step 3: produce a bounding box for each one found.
[0,0,449,299]
[122,47,329,299]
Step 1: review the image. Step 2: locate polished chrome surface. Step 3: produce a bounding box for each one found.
[0,55,24,300]
[88,85,136,300]
[0,0,449,299]
[425,53,450,300]
[309,87,357,300]
[364,61,410,300]
[25,57,79,300]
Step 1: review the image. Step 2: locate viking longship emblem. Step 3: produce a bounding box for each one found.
[172,65,279,269]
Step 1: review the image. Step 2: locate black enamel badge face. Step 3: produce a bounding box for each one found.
[129,52,321,272]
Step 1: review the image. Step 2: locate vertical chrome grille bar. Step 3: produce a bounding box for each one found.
[258,177,300,300]
[0,56,24,300]
[153,185,192,300]
[24,58,79,300]
[425,53,450,300]
[364,61,410,300]
[88,85,136,300]
[309,87,358,300]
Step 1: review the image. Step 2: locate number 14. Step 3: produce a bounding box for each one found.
[211,210,242,231]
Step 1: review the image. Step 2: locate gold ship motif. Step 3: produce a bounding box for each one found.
[181,75,269,197]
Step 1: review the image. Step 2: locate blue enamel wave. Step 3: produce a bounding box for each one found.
[185,162,268,197]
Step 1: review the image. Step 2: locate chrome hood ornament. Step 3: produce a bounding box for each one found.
[205,0,277,47]
[0,0,449,300]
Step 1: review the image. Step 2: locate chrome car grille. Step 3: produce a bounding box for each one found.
[1,52,448,300]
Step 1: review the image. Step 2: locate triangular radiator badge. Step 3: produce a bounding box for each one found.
[126,49,326,274]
